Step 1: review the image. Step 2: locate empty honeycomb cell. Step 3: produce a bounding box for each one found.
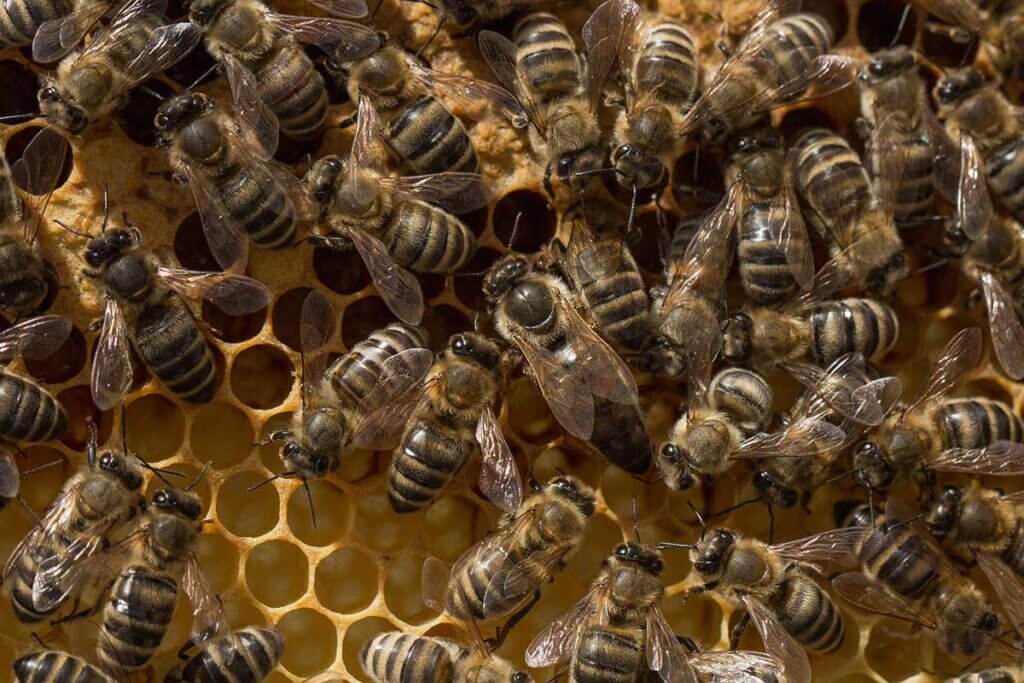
[114,79,176,147]
[565,513,626,585]
[286,479,350,545]
[421,304,471,352]
[342,296,398,349]
[231,344,295,409]
[313,246,371,295]
[190,401,255,470]
[164,41,218,88]
[493,190,556,253]
[504,377,557,442]
[601,464,665,525]
[125,393,186,462]
[24,324,85,384]
[454,246,502,310]
[258,412,293,474]
[223,598,269,631]
[5,126,73,192]
[273,287,314,352]
[631,211,671,275]
[779,106,838,143]
[202,297,268,344]
[315,547,378,614]
[0,61,38,118]
[56,384,113,450]
[422,494,491,562]
[354,489,421,553]
[421,273,448,301]
[865,619,925,680]
[384,554,433,624]
[246,540,310,608]
[856,0,919,49]
[961,378,1015,405]
[195,531,240,593]
[342,617,396,683]
[279,608,338,678]
[665,591,722,652]
[921,25,978,67]
[173,213,221,272]
[218,470,281,537]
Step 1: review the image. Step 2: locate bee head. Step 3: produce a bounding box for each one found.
[37,83,87,134]
[730,129,782,157]
[610,143,665,191]
[546,475,596,516]
[438,0,478,31]
[721,313,753,364]
[85,228,136,268]
[935,68,986,105]
[752,470,798,509]
[187,0,228,27]
[641,334,686,380]
[304,155,344,210]
[449,332,500,370]
[925,485,963,539]
[96,451,145,491]
[862,47,915,83]
[656,442,695,490]
[281,412,341,480]
[151,486,203,521]
[692,529,735,576]
[482,255,529,302]
[612,542,664,576]
[510,673,532,683]
[154,93,214,143]
[555,144,605,187]
[853,441,895,490]
[864,251,908,296]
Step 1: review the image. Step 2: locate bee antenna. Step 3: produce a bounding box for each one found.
[52,219,93,239]
[572,167,617,179]
[22,458,63,477]
[0,112,37,122]
[889,4,911,48]
[16,496,44,528]
[631,496,641,543]
[99,183,110,233]
[187,63,220,92]
[246,471,292,492]
[30,631,48,650]
[185,462,209,491]
[916,258,948,275]
[303,479,317,529]
[687,500,707,535]
[825,468,858,485]
[657,542,695,551]
[627,182,638,238]
[137,84,165,102]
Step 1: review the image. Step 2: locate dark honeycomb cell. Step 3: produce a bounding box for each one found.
[779,107,838,144]
[341,296,396,349]
[5,126,73,193]
[202,298,267,344]
[921,25,979,68]
[231,344,294,409]
[421,304,471,352]
[272,287,315,352]
[174,213,222,272]
[494,190,556,253]
[115,80,176,147]
[57,384,114,450]
[672,149,724,210]
[857,0,919,50]
[164,44,219,90]
[313,245,371,295]
[25,324,85,384]
[420,273,446,300]
[462,205,489,237]
[632,210,673,275]
[454,246,501,310]
[0,61,39,119]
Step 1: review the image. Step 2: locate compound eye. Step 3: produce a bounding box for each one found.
[556,156,574,177]
[452,335,470,354]
[326,158,342,172]
[154,490,170,506]
[660,443,680,462]
[155,113,169,128]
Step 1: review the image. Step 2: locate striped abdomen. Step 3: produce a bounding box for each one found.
[514,12,581,107]
[868,132,934,224]
[632,19,698,110]
[0,372,67,442]
[933,398,1024,451]
[107,12,163,72]
[14,650,112,683]
[179,627,285,683]
[383,200,476,273]
[588,397,652,474]
[581,249,650,353]
[0,239,49,317]
[793,128,873,242]
[212,150,296,249]
[99,566,178,674]
[133,301,216,403]
[859,524,940,600]
[9,541,62,622]
[0,0,70,47]
[360,632,461,683]
[738,200,803,303]
[709,367,772,432]
[769,572,844,653]
[448,537,538,620]
[757,14,833,93]
[327,323,428,407]
[256,37,327,141]
[569,626,643,683]
[985,137,1024,221]
[386,96,477,175]
[806,298,899,365]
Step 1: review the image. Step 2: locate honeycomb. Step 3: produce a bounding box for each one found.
[0,0,1018,680]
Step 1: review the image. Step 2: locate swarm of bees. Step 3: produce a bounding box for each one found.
[4,0,1024,680]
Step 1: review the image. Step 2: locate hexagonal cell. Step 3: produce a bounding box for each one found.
[421,304,471,352]
[279,608,338,678]
[190,401,254,470]
[56,384,114,450]
[272,287,314,352]
[286,478,350,546]
[202,297,267,344]
[18,446,68,511]
[856,0,918,50]
[315,546,377,614]
[174,213,221,272]
[125,394,185,463]
[0,61,39,118]
[421,495,490,563]
[341,296,397,349]
[217,470,280,538]
[384,554,433,624]
[865,619,924,680]
[245,540,309,608]
[115,79,176,147]
[353,489,420,553]
[342,616,395,683]
[222,599,268,631]
[665,591,722,652]
[230,344,294,409]
[504,378,557,443]
[920,23,978,68]
[5,127,72,192]
[24,324,85,384]
[313,245,370,295]
[194,531,239,594]
[493,190,555,253]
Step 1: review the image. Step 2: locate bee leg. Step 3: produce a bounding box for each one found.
[308,234,355,253]
[675,635,701,654]
[543,164,555,202]
[686,582,718,597]
[50,585,109,626]
[728,610,751,650]
[494,590,542,647]
[256,430,292,447]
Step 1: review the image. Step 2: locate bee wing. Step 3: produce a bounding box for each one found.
[689,650,784,682]
[525,578,609,667]
[0,314,71,360]
[776,173,815,290]
[74,0,166,60]
[739,593,811,683]
[351,96,388,180]
[156,267,272,316]
[783,353,895,426]
[564,217,625,286]
[733,415,846,459]
[31,532,107,612]
[375,172,494,215]
[0,449,18,500]
[977,553,1024,641]
[770,527,864,567]
[477,404,523,514]
[685,305,718,411]
[420,555,450,613]
[117,22,202,98]
[831,571,937,629]
[345,227,424,326]
[408,61,526,126]
[478,30,546,133]
[305,0,367,18]
[788,254,859,312]
[221,54,279,161]
[299,289,336,409]
[266,14,380,58]
[900,327,983,420]
[581,0,638,113]
[90,299,134,411]
[10,125,68,207]
[350,348,435,450]
[929,441,1024,476]
[955,134,993,241]
[511,327,595,440]
[869,113,911,218]
[646,603,698,683]
[665,184,738,308]
[980,272,1024,381]
[183,552,229,643]
[180,163,248,272]
[914,0,984,34]
[32,0,112,62]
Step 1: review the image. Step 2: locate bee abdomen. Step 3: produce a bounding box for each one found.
[258,42,327,141]
[387,96,477,175]
[385,201,476,273]
[588,397,652,474]
[870,134,934,223]
[218,165,296,249]
[13,650,113,683]
[0,373,67,442]
[861,526,939,599]
[9,543,60,622]
[773,574,844,652]
[1002,525,1024,576]
[134,303,216,403]
[634,20,699,108]
[330,323,429,406]
[807,298,899,365]
[582,263,650,353]
[99,567,178,674]
[450,544,532,620]
[738,201,801,303]
[709,367,773,431]
[180,627,285,683]
[514,12,580,105]
[360,632,459,683]
[388,420,476,513]
[935,398,1024,450]
[0,0,70,47]
[762,14,833,90]
[793,129,873,240]
[570,627,643,683]
[985,138,1024,221]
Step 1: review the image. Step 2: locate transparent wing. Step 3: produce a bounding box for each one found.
[525,579,608,667]
[180,163,247,271]
[558,290,639,407]
[901,327,983,420]
[565,218,624,286]
[685,305,718,411]
[868,112,911,218]
[978,552,1024,641]
[929,441,1024,476]
[0,449,18,499]
[351,96,388,179]
[421,555,450,614]
[31,532,105,612]
[734,415,846,459]
[915,0,984,34]
[740,593,811,683]
[11,125,69,197]
[267,13,380,58]
[305,0,367,18]
[91,300,133,411]
[299,289,337,409]
[980,272,1024,381]
[116,22,201,99]
[409,61,525,125]
[776,175,814,290]
[156,267,272,316]
[581,0,637,113]
[77,0,166,60]
[784,353,896,426]
[183,553,228,643]
[771,527,864,567]
[376,172,494,215]
[953,134,993,241]
[351,348,435,449]
[832,571,936,627]
[346,227,424,326]
[788,250,860,313]
[32,0,112,62]
[512,328,595,440]
[221,54,279,161]
[665,184,738,306]
[478,30,546,133]
[477,404,522,514]
[690,651,784,683]
[646,604,698,683]
[0,314,71,360]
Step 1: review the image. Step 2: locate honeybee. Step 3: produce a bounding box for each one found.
[0,0,70,54]
[608,0,700,193]
[2,420,143,624]
[980,1,1024,75]
[423,474,595,627]
[525,540,696,683]
[478,2,627,195]
[336,44,522,177]
[0,127,68,319]
[854,327,1024,492]
[14,649,114,682]
[686,650,784,683]
[77,217,271,409]
[263,290,432,521]
[165,626,285,683]
[0,315,72,445]
[945,666,1024,683]
[678,0,855,144]
[791,127,908,296]
[155,91,314,270]
[481,254,643,468]
[37,0,201,134]
[360,631,532,683]
[304,97,490,326]
[387,332,517,514]
[189,0,379,146]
